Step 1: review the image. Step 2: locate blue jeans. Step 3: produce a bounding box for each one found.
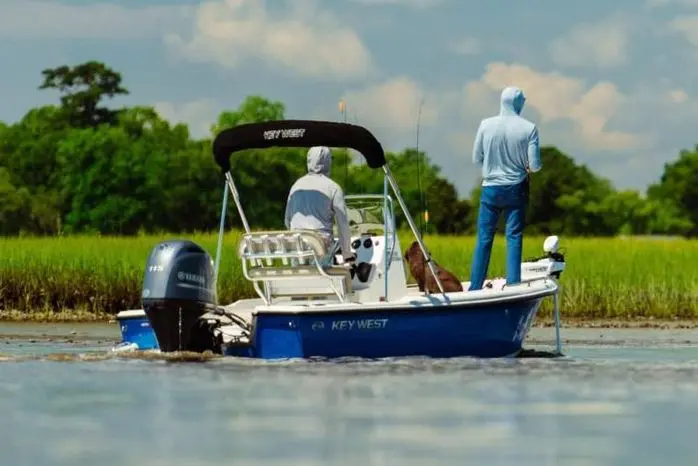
[469,179,528,291]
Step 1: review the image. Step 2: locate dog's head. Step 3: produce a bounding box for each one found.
[403,241,425,266]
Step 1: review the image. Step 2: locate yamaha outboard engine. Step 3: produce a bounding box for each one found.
[141,240,218,353]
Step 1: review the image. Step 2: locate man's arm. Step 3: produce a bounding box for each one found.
[472,121,485,166]
[331,186,353,260]
[527,125,541,173]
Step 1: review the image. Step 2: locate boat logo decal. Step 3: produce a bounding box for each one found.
[311,321,325,331]
[263,128,306,140]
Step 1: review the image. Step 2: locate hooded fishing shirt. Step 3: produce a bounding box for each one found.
[284,146,353,259]
[472,86,542,187]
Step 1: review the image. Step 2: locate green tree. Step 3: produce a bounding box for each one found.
[210,96,308,229]
[57,125,153,234]
[5,61,697,238]
[0,106,68,233]
[0,168,32,235]
[0,106,68,190]
[39,61,129,128]
[426,178,472,234]
[54,107,217,235]
[210,95,285,135]
[646,147,698,235]
[526,147,612,235]
[467,147,626,236]
[348,149,470,234]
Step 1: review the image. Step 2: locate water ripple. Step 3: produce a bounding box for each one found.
[1,331,697,465]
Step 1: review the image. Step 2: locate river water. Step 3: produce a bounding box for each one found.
[1,323,697,466]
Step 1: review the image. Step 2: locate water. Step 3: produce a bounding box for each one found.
[1,324,697,466]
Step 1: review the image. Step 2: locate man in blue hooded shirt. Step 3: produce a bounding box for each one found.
[468,86,541,291]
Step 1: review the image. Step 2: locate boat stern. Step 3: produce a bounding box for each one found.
[115,309,159,351]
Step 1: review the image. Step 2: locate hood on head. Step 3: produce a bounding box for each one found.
[307,146,332,175]
[500,86,526,116]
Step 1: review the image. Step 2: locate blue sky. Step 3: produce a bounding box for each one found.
[2,0,698,196]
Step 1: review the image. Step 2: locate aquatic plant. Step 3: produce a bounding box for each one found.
[0,232,696,322]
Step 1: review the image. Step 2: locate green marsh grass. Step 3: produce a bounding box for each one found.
[0,231,697,322]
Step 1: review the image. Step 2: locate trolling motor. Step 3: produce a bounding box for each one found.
[520,235,566,280]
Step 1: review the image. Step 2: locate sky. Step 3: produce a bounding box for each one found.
[2,0,698,197]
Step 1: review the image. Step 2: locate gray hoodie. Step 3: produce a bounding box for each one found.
[284,146,352,259]
[472,86,541,187]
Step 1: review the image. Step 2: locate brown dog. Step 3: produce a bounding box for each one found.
[403,241,463,293]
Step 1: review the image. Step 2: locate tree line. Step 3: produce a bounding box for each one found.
[0,61,696,237]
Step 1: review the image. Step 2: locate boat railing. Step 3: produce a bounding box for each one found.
[236,230,353,305]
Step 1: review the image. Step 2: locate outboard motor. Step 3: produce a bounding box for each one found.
[141,240,218,353]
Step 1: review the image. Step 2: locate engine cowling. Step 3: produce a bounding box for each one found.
[141,240,219,353]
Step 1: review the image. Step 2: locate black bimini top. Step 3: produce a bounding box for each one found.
[211,120,387,172]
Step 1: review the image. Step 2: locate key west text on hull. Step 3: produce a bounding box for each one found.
[113,119,566,359]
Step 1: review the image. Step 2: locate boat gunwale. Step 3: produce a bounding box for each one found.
[115,280,558,319]
[251,279,558,315]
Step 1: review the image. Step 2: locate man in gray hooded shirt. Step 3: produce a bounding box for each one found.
[284,146,355,262]
[468,86,541,291]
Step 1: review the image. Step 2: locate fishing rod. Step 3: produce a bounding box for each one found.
[414,98,431,289]
[415,98,426,236]
[338,99,349,192]
[353,110,363,193]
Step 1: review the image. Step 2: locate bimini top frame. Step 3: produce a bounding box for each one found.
[210,119,446,296]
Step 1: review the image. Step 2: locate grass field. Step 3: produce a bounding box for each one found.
[1,231,697,323]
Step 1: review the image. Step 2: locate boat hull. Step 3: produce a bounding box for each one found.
[114,295,548,359]
[115,310,159,351]
[248,298,543,359]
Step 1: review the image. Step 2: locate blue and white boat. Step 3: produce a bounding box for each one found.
[113,119,566,359]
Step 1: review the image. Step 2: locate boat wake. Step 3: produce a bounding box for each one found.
[0,347,561,364]
[3,347,698,384]
[0,349,222,363]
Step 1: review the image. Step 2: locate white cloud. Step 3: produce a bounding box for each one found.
[669,15,698,46]
[340,76,439,131]
[549,17,631,68]
[154,99,219,139]
[450,38,480,56]
[347,0,445,8]
[320,76,460,181]
[645,0,671,7]
[0,0,192,39]
[463,62,644,151]
[646,0,698,7]
[668,89,689,103]
[165,0,374,81]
